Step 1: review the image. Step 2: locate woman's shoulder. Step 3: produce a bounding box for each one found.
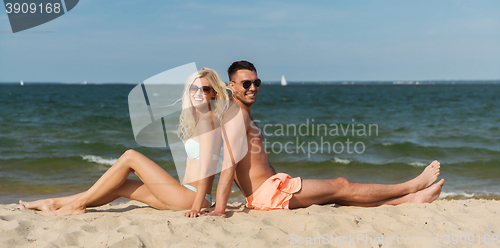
[196,115,221,131]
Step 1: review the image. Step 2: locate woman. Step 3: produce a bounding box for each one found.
[20,68,229,218]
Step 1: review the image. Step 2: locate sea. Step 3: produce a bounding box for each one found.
[1,83,499,204]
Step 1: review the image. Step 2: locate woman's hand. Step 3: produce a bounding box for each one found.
[199,211,227,218]
[183,210,201,218]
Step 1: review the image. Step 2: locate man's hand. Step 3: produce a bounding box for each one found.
[183,210,201,218]
[199,211,227,218]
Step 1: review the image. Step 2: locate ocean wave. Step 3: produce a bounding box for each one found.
[81,155,118,166]
[439,191,475,199]
[439,190,500,200]
[332,157,351,164]
[408,161,427,167]
[372,141,500,160]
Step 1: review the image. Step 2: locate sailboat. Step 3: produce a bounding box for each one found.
[281,75,287,86]
[20,80,24,86]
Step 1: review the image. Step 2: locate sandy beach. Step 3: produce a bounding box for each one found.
[1,199,499,247]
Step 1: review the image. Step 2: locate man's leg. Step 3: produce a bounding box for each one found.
[289,161,441,209]
[333,179,444,207]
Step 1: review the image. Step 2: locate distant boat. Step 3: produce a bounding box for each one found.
[79,81,87,85]
[281,75,287,86]
[20,80,24,86]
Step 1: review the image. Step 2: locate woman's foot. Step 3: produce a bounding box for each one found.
[19,199,59,213]
[48,202,86,216]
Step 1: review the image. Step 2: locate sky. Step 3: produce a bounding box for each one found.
[0,0,499,83]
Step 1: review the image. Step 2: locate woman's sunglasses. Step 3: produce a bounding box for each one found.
[190,85,213,95]
[233,79,261,89]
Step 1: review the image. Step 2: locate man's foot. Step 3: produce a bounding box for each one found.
[412,179,444,203]
[409,160,440,192]
[19,199,58,213]
[48,203,86,216]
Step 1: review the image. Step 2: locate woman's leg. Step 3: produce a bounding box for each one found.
[21,179,172,212]
[23,149,202,216]
[51,149,203,215]
[20,193,83,212]
[99,179,172,210]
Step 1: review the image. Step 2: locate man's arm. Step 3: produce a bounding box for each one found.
[209,153,236,217]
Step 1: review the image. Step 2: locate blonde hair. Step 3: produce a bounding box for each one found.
[177,68,229,143]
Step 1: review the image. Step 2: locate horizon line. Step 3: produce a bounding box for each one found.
[1,79,500,85]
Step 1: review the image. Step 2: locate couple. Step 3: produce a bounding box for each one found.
[20,62,444,217]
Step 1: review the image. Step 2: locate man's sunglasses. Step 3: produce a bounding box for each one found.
[189,85,213,95]
[232,79,261,89]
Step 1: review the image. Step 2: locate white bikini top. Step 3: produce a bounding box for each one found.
[185,138,200,159]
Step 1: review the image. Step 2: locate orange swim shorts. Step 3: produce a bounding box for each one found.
[245,173,302,210]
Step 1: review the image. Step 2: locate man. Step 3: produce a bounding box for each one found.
[204,61,444,217]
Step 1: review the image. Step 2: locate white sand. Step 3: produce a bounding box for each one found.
[1,200,499,247]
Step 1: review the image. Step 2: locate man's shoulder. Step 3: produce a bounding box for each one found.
[224,102,250,123]
[226,101,241,114]
[222,103,251,133]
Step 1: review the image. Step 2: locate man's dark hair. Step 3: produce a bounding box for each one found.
[227,61,257,81]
